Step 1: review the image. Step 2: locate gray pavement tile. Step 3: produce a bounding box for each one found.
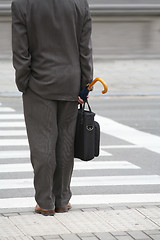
[127,231,150,239]
[96,207,113,211]
[140,239,153,240]
[111,206,129,210]
[55,211,114,233]
[48,239,62,240]
[43,239,61,240]
[17,237,33,240]
[77,233,95,237]
[142,206,160,209]
[115,236,134,240]
[94,232,117,240]
[136,208,160,220]
[19,212,35,215]
[110,232,128,236]
[80,237,99,240]
[2,213,19,217]
[143,230,160,235]
[0,217,24,238]
[81,208,97,212]
[45,239,62,240]
[42,235,61,239]
[126,206,145,210]
[33,237,44,240]
[67,209,82,213]
[60,234,80,240]
[4,237,17,240]
[95,209,158,231]
[9,214,70,236]
[149,235,160,240]
[1,237,33,240]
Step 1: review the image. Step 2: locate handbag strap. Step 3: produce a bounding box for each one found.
[80,100,92,112]
[79,100,93,125]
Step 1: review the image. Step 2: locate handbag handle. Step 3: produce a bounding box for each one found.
[79,100,93,125]
[80,100,92,112]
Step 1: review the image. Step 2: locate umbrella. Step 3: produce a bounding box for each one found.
[79,77,108,101]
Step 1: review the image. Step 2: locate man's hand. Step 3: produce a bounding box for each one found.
[78,95,90,104]
[78,96,84,104]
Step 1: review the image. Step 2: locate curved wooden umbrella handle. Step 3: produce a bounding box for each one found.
[87,77,108,94]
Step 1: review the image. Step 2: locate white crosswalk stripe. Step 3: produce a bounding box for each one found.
[101,145,142,149]
[0,130,27,136]
[96,115,160,154]
[0,122,25,127]
[0,147,110,158]
[0,161,140,172]
[0,114,24,120]
[0,103,160,210]
[0,107,15,112]
[71,193,160,205]
[0,150,111,158]
[0,175,160,190]
[0,139,28,146]
[0,151,30,159]
[1,193,160,209]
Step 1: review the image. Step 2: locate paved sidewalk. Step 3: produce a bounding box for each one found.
[0,59,160,97]
[0,204,160,240]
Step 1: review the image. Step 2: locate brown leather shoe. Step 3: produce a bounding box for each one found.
[35,204,55,216]
[55,202,72,213]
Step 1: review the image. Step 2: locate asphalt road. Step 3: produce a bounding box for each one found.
[90,96,160,136]
[0,95,160,213]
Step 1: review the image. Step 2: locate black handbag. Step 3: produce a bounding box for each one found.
[74,100,100,161]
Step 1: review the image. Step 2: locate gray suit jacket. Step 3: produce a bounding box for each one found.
[11,0,93,101]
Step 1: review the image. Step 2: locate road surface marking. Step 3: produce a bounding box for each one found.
[0,175,159,189]
[96,115,160,154]
[74,161,140,170]
[0,151,29,159]
[0,114,24,120]
[99,149,112,156]
[0,122,25,127]
[0,144,110,156]
[1,194,160,208]
[0,113,159,155]
[0,149,110,158]
[0,107,15,112]
[0,161,140,172]
[72,175,160,186]
[0,130,27,136]
[0,111,159,208]
[0,139,28,146]
[71,193,160,205]
[101,145,142,149]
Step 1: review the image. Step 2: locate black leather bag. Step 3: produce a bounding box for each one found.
[74,101,100,161]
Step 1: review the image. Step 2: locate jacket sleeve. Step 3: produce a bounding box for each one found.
[11,1,31,93]
[79,1,93,90]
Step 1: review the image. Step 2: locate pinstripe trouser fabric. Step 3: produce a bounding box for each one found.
[22,88,78,209]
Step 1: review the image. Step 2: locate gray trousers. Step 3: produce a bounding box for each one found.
[23,88,78,209]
